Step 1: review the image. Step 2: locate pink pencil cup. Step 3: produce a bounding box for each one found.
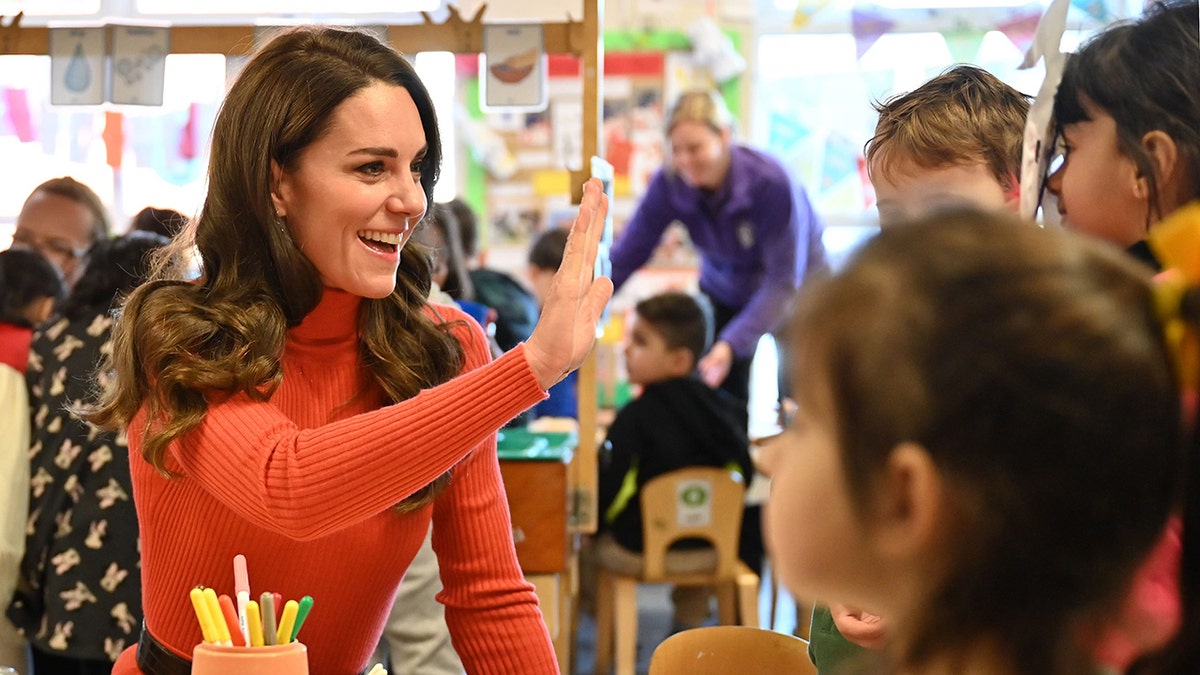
[191,642,309,675]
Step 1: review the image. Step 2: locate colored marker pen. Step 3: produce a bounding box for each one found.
[260,592,278,646]
[234,554,250,644]
[218,595,246,647]
[276,600,299,645]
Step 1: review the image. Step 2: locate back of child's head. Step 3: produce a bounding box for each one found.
[1054,1,1200,220]
[131,206,186,239]
[634,291,713,368]
[0,247,65,326]
[60,230,168,319]
[446,198,480,260]
[865,65,1030,193]
[787,210,1183,674]
[417,203,474,301]
[528,228,569,272]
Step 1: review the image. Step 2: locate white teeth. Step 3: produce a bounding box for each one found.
[358,230,400,245]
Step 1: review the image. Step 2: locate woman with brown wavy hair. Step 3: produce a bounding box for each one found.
[92,26,611,675]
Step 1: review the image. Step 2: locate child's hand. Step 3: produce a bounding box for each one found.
[523,179,614,390]
[831,603,888,650]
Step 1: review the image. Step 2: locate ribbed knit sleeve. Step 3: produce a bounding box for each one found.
[433,435,559,673]
[132,339,546,542]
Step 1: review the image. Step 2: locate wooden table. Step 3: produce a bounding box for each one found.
[498,429,577,672]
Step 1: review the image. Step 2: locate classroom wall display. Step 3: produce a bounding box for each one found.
[49,26,105,105]
[481,24,547,111]
[108,24,168,106]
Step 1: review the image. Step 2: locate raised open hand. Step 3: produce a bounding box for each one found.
[523,178,614,390]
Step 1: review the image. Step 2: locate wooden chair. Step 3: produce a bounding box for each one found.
[648,625,816,675]
[593,467,760,675]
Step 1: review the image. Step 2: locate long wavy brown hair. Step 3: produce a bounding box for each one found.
[87,26,464,511]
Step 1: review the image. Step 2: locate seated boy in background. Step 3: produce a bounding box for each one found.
[594,291,757,630]
[526,227,577,419]
[808,64,1030,675]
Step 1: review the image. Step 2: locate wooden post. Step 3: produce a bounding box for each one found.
[569,0,604,537]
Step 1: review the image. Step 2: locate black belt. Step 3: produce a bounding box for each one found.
[137,621,193,675]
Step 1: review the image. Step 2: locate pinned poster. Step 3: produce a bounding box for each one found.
[481,24,547,111]
[50,26,105,105]
[109,24,169,106]
[851,6,895,61]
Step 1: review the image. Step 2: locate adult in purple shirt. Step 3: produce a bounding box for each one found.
[610,89,826,405]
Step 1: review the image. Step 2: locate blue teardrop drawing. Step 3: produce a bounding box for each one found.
[65,43,91,93]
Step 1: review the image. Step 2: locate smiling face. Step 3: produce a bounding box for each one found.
[270,81,428,299]
[1045,106,1148,248]
[872,161,1016,229]
[668,120,731,190]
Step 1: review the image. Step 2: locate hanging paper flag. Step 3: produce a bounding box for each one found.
[998,7,1043,54]
[3,88,35,142]
[858,156,875,209]
[1070,0,1110,23]
[102,111,124,169]
[768,111,812,157]
[793,0,835,30]
[944,28,986,63]
[852,6,895,60]
[821,132,860,192]
[179,102,199,160]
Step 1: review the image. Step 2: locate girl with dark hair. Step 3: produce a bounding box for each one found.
[1042,2,1199,671]
[1046,1,1199,268]
[760,210,1200,675]
[86,27,611,675]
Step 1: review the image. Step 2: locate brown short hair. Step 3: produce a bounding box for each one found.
[865,66,1031,192]
[635,292,713,366]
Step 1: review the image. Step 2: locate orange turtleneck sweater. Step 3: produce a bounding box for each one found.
[112,289,556,675]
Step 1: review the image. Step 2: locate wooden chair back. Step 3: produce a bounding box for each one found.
[649,625,816,675]
[639,466,745,581]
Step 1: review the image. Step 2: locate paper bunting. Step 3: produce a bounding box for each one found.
[998,7,1043,54]
[179,102,199,160]
[944,28,986,63]
[793,0,835,30]
[767,111,812,157]
[1070,0,1110,23]
[852,6,895,60]
[3,88,35,142]
[821,132,860,191]
[102,111,124,169]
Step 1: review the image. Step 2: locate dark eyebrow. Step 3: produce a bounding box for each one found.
[347,145,429,161]
[348,147,398,158]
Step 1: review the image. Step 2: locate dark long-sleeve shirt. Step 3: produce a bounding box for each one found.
[597,376,753,552]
